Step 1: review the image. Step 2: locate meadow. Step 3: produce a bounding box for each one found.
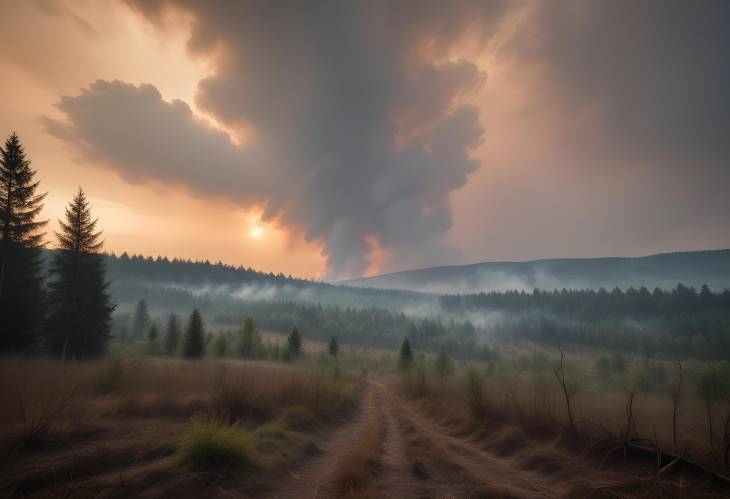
[1,340,729,498]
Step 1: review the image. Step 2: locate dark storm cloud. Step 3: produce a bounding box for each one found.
[48,0,505,277]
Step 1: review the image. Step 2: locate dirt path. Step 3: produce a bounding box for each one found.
[256,380,565,498]
[378,383,563,498]
[261,384,382,498]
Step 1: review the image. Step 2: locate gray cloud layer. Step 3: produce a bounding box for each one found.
[47,0,504,277]
[45,0,730,276]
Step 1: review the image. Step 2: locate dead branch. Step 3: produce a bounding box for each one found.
[552,345,576,433]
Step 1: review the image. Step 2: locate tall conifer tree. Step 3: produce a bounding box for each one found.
[45,188,114,358]
[133,299,150,338]
[0,133,47,352]
[288,326,302,357]
[183,308,205,359]
[163,312,181,355]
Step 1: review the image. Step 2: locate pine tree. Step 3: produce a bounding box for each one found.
[163,313,181,355]
[147,322,160,355]
[288,326,302,357]
[0,133,47,352]
[148,322,159,341]
[183,308,205,359]
[399,337,413,369]
[238,316,261,358]
[45,188,114,359]
[133,299,150,339]
[328,336,339,357]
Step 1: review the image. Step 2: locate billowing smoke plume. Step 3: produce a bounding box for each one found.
[44,0,730,276]
[45,1,507,278]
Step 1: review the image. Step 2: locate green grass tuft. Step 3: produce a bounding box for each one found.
[177,417,255,470]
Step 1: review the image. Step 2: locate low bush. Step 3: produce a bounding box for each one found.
[177,417,254,470]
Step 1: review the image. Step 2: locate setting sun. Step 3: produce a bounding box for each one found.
[250,226,264,239]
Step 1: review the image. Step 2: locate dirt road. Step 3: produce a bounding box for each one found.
[259,381,566,499]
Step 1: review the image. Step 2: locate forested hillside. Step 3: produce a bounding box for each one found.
[343,249,730,293]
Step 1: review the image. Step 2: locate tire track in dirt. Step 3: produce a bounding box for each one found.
[261,383,381,499]
[378,381,563,498]
[372,385,426,499]
[245,380,567,498]
[253,382,427,499]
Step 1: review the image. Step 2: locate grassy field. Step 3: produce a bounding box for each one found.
[0,356,358,497]
[1,343,729,498]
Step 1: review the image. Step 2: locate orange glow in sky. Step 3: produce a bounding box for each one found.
[0,2,326,278]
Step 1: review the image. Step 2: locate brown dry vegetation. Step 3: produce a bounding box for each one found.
[331,388,385,494]
[397,353,730,498]
[2,347,730,498]
[0,357,357,498]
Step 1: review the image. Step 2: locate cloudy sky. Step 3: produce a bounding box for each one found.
[1,0,728,279]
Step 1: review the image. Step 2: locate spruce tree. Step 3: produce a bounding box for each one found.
[328,336,339,357]
[0,133,47,352]
[148,322,159,341]
[399,337,413,369]
[45,188,114,358]
[133,299,150,339]
[288,326,302,357]
[147,322,160,355]
[163,313,181,355]
[183,308,205,359]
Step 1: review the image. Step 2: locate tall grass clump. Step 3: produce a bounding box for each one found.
[465,366,485,418]
[177,417,254,470]
[95,357,124,394]
[401,362,428,398]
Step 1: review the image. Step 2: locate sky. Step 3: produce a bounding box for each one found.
[1,0,729,280]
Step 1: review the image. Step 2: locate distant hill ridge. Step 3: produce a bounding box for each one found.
[340,249,730,294]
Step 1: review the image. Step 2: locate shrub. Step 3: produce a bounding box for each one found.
[329,336,339,357]
[177,417,254,470]
[466,367,485,418]
[211,332,230,357]
[435,348,454,377]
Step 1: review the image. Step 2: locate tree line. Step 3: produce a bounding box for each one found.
[0,133,113,358]
[128,301,313,362]
[439,285,730,360]
[439,284,730,320]
[115,297,497,362]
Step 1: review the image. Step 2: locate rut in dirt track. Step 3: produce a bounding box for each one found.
[256,380,568,498]
[378,383,564,498]
[260,383,381,498]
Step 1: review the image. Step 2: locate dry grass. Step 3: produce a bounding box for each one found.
[177,417,255,470]
[331,390,384,494]
[397,357,730,496]
[0,356,357,497]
